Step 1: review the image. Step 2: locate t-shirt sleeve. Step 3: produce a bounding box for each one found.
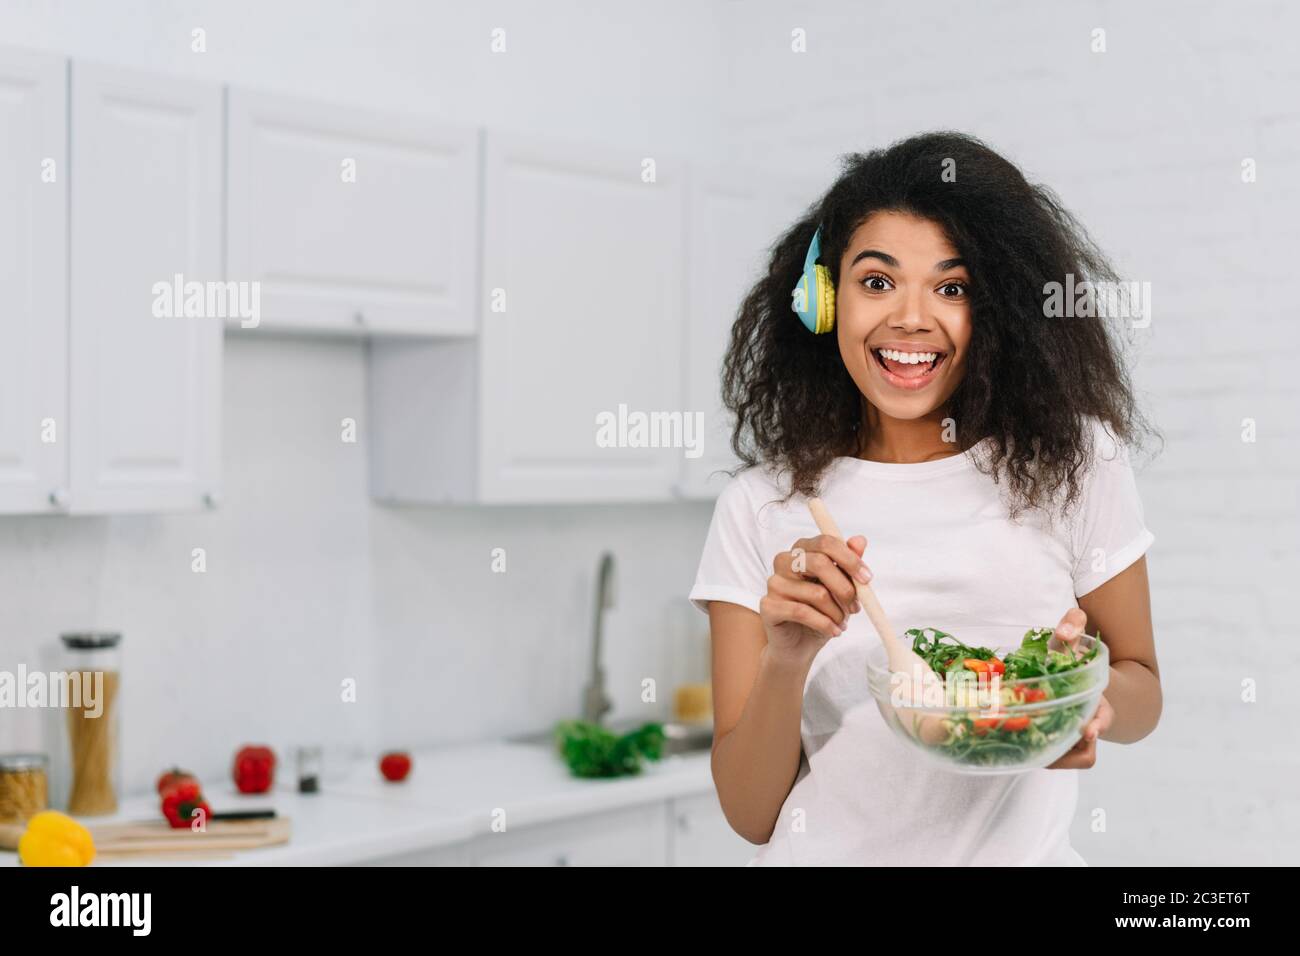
[688,474,770,615]
[1069,421,1155,597]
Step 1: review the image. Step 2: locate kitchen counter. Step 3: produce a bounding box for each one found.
[0,741,718,867]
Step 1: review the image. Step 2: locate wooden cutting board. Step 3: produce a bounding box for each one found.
[1,817,291,858]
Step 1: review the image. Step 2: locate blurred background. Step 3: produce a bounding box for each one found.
[0,0,1295,866]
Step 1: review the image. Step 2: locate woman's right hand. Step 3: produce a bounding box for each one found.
[759,533,871,661]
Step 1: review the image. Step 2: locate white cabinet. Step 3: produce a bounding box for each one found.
[470,804,669,867]
[360,844,471,866]
[0,48,68,514]
[668,792,757,866]
[370,131,687,504]
[227,89,479,336]
[69,63,222,513]
[679,167,819,498]
[352,794,754,867]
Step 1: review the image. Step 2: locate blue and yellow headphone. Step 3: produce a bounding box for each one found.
[791,226,835,334]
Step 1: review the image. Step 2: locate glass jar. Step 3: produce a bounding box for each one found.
[0,754,49,823]
[53,632,122,816]
[296,746,322,794]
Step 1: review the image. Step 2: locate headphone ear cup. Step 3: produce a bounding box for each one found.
[793,272,818,333]
[814,264,836,333]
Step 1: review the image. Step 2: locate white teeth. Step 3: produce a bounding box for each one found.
[878,348,938,365]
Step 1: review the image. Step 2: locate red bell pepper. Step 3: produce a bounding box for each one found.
[161,781,211,829]
[232,745,276,794]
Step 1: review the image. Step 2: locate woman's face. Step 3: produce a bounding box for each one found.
[835,210,971,421]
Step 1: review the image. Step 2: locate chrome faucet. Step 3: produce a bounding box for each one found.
[581,552,616,724]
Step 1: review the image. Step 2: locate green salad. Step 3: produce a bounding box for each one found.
[902,627,1103,767]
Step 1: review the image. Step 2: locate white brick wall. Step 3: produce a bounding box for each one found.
[712,0,1300,864]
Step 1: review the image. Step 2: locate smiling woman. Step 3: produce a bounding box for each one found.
[693,131,1162,867]
[724,130,1154,517]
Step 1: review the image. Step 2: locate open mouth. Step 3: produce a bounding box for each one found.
[871,346,948,390]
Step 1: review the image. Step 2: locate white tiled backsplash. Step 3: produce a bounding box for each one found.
[0,336,715,792]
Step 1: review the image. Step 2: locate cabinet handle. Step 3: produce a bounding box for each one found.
[554,854,570,866]
[49,488,70,510]
[203,492,221,509]
[353,311,366,326]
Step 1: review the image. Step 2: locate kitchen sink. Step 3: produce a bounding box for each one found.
[508,718,714,756]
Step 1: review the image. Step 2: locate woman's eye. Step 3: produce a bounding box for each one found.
[860,274,893,292]
[938,281,968,298]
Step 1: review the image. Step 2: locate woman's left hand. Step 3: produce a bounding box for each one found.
[1047,694,1112,769]
[1044,607,1113,770]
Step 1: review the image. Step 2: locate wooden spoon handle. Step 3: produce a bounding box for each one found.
[807,497,899,650]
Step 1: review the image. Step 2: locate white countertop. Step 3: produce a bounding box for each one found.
[2,740,715,866]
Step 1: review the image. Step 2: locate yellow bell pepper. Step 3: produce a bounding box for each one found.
[18,811,95,867]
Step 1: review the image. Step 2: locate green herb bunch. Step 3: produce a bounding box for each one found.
[554,721,666,778]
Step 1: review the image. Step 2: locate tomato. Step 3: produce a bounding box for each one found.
[963,658,990,675]
[380,752,412,782]
[156,767,198,796]
[972,714,1031,735]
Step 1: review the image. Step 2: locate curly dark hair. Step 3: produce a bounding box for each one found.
[722,130,1157,518]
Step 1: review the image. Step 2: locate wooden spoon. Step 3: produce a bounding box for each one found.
[807,498,948,743]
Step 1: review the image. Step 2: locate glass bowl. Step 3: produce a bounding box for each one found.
[864,629,1110,774]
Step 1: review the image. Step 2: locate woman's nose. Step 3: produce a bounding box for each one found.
[888,293,932,332]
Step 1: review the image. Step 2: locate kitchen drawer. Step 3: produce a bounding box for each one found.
[360,843,472,866]
[470,803,668,867]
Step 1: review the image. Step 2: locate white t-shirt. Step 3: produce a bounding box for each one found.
[689,417,1154,866]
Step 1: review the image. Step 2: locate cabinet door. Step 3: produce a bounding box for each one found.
[668,792,756,866]
[679,168,819,498]
[227,89,479,336]
[0,48,68,513]
[471,804,668,867]
[478,132,686,502]
[69,63,221,513]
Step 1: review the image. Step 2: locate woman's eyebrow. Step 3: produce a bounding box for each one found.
[849,249,899,268]
[848,250,966,272]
